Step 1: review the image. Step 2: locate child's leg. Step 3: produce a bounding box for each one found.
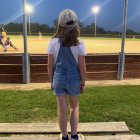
[69,95,79,135]
[56,94,68,137]
[0,42,5,48]
[10,43,17,50]
[2,44,7,52]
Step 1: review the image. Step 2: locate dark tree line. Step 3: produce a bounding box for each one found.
[1,21,140,36]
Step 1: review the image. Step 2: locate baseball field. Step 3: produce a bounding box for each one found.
[0,35,140,54]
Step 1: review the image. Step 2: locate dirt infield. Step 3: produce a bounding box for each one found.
[0,36,140,54]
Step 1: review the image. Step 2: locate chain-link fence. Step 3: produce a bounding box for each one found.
[0,0,140,83]
[0,0,140,54]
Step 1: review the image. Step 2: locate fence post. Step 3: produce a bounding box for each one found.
[22,54,30,83]
[117,52,125,80]
[117,0,128,80]
[23,0,30,83]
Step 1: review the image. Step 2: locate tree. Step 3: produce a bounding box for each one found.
[53,19,58,29]
[78,21,84,28]
[126,29,136,35]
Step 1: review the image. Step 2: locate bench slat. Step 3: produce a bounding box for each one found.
[0,135,139,140]
[86,135,140,140]
[0,122,129,134]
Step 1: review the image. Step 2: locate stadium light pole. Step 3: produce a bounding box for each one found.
[92,5,100,37]
[26,4,33,35]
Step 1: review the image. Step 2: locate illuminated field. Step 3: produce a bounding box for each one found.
[0,35,140,54]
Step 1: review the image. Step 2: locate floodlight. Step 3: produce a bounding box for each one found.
[92,6,100,14]
[26,4,33,14]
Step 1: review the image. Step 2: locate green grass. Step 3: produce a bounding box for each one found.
[0,85,140,134]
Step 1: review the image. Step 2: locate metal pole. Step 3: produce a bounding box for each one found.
[23,0,30,83]
[117,0,128,80]
[95,14,97,37]
[29,13,31,35]
[121,0,128,54]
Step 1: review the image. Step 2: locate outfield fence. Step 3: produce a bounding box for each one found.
[0,0,140,55]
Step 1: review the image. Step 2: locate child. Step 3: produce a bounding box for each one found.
[19,33,23,39]
[48,9,86,140]
[0,34,4,45]
[38,31,42,40]
[0,34,6,51]
[4,37,18,52]
[1,28,7,41]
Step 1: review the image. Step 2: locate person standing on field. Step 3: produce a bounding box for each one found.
[38,31,42,40]
[48,9,86,140]
[1,28,7,41]
[0,34,6,52]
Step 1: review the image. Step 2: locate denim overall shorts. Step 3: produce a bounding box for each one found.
[52,42,81,96]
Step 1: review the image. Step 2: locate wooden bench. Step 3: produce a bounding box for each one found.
[0,122,129,134]
[0,122,139,140]
[0,135,139,140]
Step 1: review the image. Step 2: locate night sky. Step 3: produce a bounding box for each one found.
[0,0,140,32]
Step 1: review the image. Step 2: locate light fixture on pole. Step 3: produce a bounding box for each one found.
[92,5,100,37]
[26,4,33,35]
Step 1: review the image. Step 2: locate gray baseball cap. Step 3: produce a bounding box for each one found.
[58,9,78,27]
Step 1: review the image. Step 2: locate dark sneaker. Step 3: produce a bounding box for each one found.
[70,134,84,140]
[59,133,69,140]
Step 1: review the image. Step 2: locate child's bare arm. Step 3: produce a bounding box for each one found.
[48,54,54,83]
[78,55,86,92]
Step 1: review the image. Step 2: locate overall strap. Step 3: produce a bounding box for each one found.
[59,38,78,66]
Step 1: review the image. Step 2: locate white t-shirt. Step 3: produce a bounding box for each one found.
[47,38,86,65]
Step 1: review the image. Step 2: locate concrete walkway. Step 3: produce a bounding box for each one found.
[0,79,140,90]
